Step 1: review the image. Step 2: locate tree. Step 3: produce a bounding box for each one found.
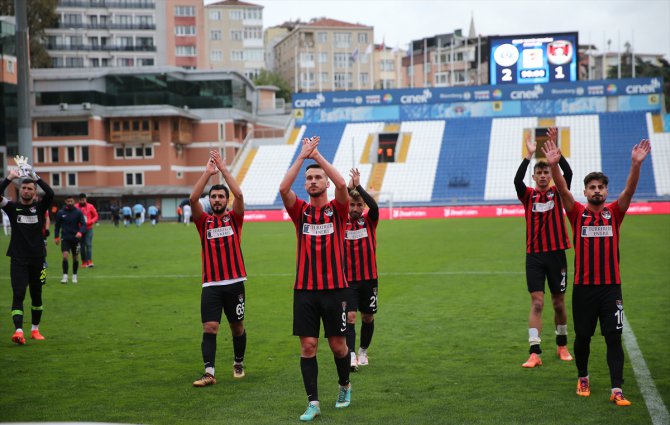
[253,69,292,103]
[0,0,58,68]
[607,55,670,111]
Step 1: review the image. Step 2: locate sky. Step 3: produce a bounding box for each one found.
[207,0,670,60]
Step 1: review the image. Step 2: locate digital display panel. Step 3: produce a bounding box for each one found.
[489,32,578,85]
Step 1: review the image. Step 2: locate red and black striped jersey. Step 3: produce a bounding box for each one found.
[567,201,624,285]
[519,186,571,254]
[286,197,349,290]
[344,213,378,281]
[194,210,246,286]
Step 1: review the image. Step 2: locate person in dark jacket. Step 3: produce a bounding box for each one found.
[54,195,86,284]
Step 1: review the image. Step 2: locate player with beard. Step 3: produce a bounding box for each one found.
[1,167,54,344]
[543,138,651,406]
[514,128,573,368]
[344,168,379,371]
[190,150,248,387]
[279,136,352,421]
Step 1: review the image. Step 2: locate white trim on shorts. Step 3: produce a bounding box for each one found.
[202,276,247,288]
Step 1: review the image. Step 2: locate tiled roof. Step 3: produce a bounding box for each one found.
[304,18,369,28]
[207,0,263,8]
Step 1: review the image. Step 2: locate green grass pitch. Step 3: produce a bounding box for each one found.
[1,215,668,424]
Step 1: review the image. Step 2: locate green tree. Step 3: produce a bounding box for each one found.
[253,69,292,103]
[607,54,670,110]
[0,0,58,68]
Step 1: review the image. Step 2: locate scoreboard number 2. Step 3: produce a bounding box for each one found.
[502,68,512,82]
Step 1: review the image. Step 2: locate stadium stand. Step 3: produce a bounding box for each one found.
[240,111,669,209]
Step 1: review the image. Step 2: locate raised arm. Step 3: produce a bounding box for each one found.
[190,157,218,222]
[310,136,348,205]
[279,137,317,209]
[211,150,244,217]
[546,127,573,190]
[542,139,575,213]
[514,131,535,198]
[617,139,651,213]
[350,168,379,221]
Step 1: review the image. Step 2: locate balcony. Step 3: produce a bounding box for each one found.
[47,43,156,52]
[58,0,156,9]
[56,22,157,31]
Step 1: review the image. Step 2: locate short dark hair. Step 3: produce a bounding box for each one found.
[78,193,87,199]
[584,172,609,187]
[64,194,75,199]
[209,184,229,198]
[533,160,550,172]
[21,178,35,186]
[349,189,362,200]
[306,163,322,172]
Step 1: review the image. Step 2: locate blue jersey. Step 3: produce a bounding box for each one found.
[148,206,158,215]
[121,206,132,216]
[133,204,144,214]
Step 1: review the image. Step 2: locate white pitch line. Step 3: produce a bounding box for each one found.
[0,270,524,280]
[623,316,670,425]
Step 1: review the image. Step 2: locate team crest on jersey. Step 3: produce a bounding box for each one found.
[616,299,623,310]
[357,219,365,226]
[324,207,333,217]
[29,207,36,213]
[547,192,555,199]
[601,210,611,220]
[222,214,230,223]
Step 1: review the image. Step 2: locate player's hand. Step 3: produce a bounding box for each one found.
[75,232,82,240]
[54,237,60,246]
[298,137,317,160]
[205,158,218,176]
[308,136,320,159]
[525,131,536,157]
[631,139,651,165]
[7,168,20,180]
[209,150,225,170]
[349,168,361,188]
[541,139,561,166]
[546,127,558,145]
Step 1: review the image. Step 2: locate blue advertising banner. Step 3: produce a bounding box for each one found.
[292,77,664,109]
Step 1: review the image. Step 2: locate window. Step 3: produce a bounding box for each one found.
[51,173,61,187]
[115,147,124,158]
[358,33,368,43]
[176,45,197,56]
[90,58,100,67]
[334,52,350,69]
[210,30,222,41]
[244,49,263,62]
[380,59,395,71]
[36,147,45,163]
[67,173,77,187]
[81,146,89,162]
[317,32,327,43]
[229,10,242,20]
[7,60,14,73]
[244,8,261,20]
[175,6,195,17]
[244,27,262,40]
[334,72,352,89]
[144,146,153,157]
[118,58,134,67]
[138,58,154,66]
[231,31,243,41]
[175,26,196,36]
[334,33,351,48]
[231,51,244,61]
[51,147,59,162]
[360,72,369,85]
[114,145,152,159]
[210,50,223,62]
[300,52,314,63]
[209,10,221,20]
[319,72,329,83]
[125,172,144,186]
[300,71,315,89]
[318,52,328,63]
[67,146,76,162]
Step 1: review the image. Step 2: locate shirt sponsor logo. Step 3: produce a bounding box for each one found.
[532,200,555,213]
[17,215,38,224]
[581,225,613,237]
[207,226,234,239]
[346,228,369,240]
[302,223,334,236]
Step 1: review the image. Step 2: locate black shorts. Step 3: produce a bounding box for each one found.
[293,289,348,338]
[200,281,246,324]
[61,238,80,255]
[123,214,131,220]
[135,213,141,219]
[11,257,45,291]
[150,214,157,220]
[526,250,568,294]
[346,279,378,314]
[572,284,624,336]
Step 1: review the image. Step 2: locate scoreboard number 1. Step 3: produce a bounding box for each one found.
[555,66,565,79]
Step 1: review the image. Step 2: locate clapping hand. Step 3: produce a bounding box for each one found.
[631,139,651,165]
[349,168,361,189]
[541,139,561,166]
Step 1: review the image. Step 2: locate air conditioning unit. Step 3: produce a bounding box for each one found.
[82,102,91,110]
[59,103,68,111]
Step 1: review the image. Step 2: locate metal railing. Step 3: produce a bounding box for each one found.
[47,43,156,52]
[56,22,156,30]
[59,0,156,9]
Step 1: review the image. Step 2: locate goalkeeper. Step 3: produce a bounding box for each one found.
[0,162,54,344]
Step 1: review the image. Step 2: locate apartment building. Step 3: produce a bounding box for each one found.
[204,0,264,79]
[0,16,16,173]
[404,30,489,88]
[165,0,207,69]
[274,18,374,92]
[373,44,405,89]
[44,0,166,68]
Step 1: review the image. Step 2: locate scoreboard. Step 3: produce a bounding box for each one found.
[489,32,578,85]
